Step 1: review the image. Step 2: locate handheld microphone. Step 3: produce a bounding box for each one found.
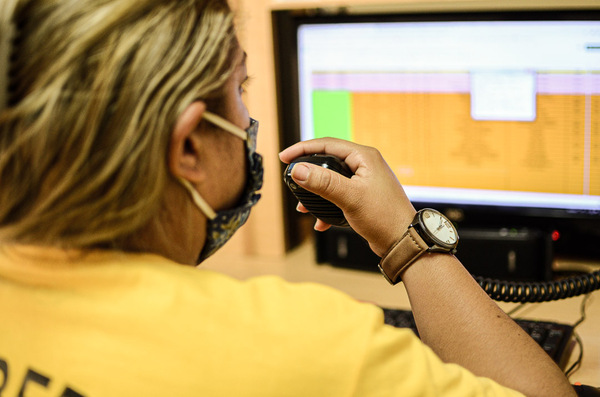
[283,154,353,227]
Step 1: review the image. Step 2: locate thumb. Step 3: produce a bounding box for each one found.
[290,162,350,206]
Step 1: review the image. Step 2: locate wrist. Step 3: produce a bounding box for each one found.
[399,252,462,281]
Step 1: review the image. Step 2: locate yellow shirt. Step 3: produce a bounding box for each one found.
[0,246,523,397]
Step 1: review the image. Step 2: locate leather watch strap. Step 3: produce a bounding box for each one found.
[378,227,429,285]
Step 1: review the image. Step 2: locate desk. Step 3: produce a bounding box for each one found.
[204,241,600,387]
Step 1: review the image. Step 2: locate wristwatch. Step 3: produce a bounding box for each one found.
[378,208,459,285]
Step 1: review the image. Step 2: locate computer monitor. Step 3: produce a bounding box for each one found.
[273,8,600,258]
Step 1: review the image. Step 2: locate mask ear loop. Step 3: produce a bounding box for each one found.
[177,178,217,220]
[175,112,248,221]
[202,111,247,141]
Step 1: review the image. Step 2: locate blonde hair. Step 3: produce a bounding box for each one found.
[0,0,239,248]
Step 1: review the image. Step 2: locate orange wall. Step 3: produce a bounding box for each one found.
[215,0,287,259]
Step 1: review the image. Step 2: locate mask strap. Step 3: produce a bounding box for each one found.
[203,111,247,141]
[177,178,217,220]
[175,111,248,220]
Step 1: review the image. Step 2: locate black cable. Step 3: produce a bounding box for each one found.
[565,332,583,378]
[476,270,600,303]
[506,302,527,316]
[565,294,591,378]
[572,293,592,329]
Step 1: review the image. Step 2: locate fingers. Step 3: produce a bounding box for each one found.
[279,137,345,162]
[314,219,332,232]
[296,202,308,213]
[296,200,332,231]
[281,137,415,256]
[279,137,362,168]
[289,162,353,208]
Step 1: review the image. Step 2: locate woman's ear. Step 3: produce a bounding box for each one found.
[169,101,207,183]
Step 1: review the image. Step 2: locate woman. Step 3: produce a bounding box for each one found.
[0,0,576,395]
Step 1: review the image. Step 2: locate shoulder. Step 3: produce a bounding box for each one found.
[113,252,384,330]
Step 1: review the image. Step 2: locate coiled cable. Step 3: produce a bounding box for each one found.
[476,270,600,303]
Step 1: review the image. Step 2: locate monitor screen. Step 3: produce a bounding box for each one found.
[273,9,600,256]
[298,18,600,211]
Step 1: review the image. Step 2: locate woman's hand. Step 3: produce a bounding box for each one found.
[279,138,416,257]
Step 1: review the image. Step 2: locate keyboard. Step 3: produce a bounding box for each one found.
[381,308,576,370]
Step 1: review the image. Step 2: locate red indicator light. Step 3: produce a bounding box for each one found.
[551,230,560,241]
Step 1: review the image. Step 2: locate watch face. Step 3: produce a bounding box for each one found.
[420,209,458,248]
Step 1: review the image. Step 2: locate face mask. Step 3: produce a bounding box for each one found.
[178,111,263,263]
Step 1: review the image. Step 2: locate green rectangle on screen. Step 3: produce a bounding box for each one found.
[312,91,352,140]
